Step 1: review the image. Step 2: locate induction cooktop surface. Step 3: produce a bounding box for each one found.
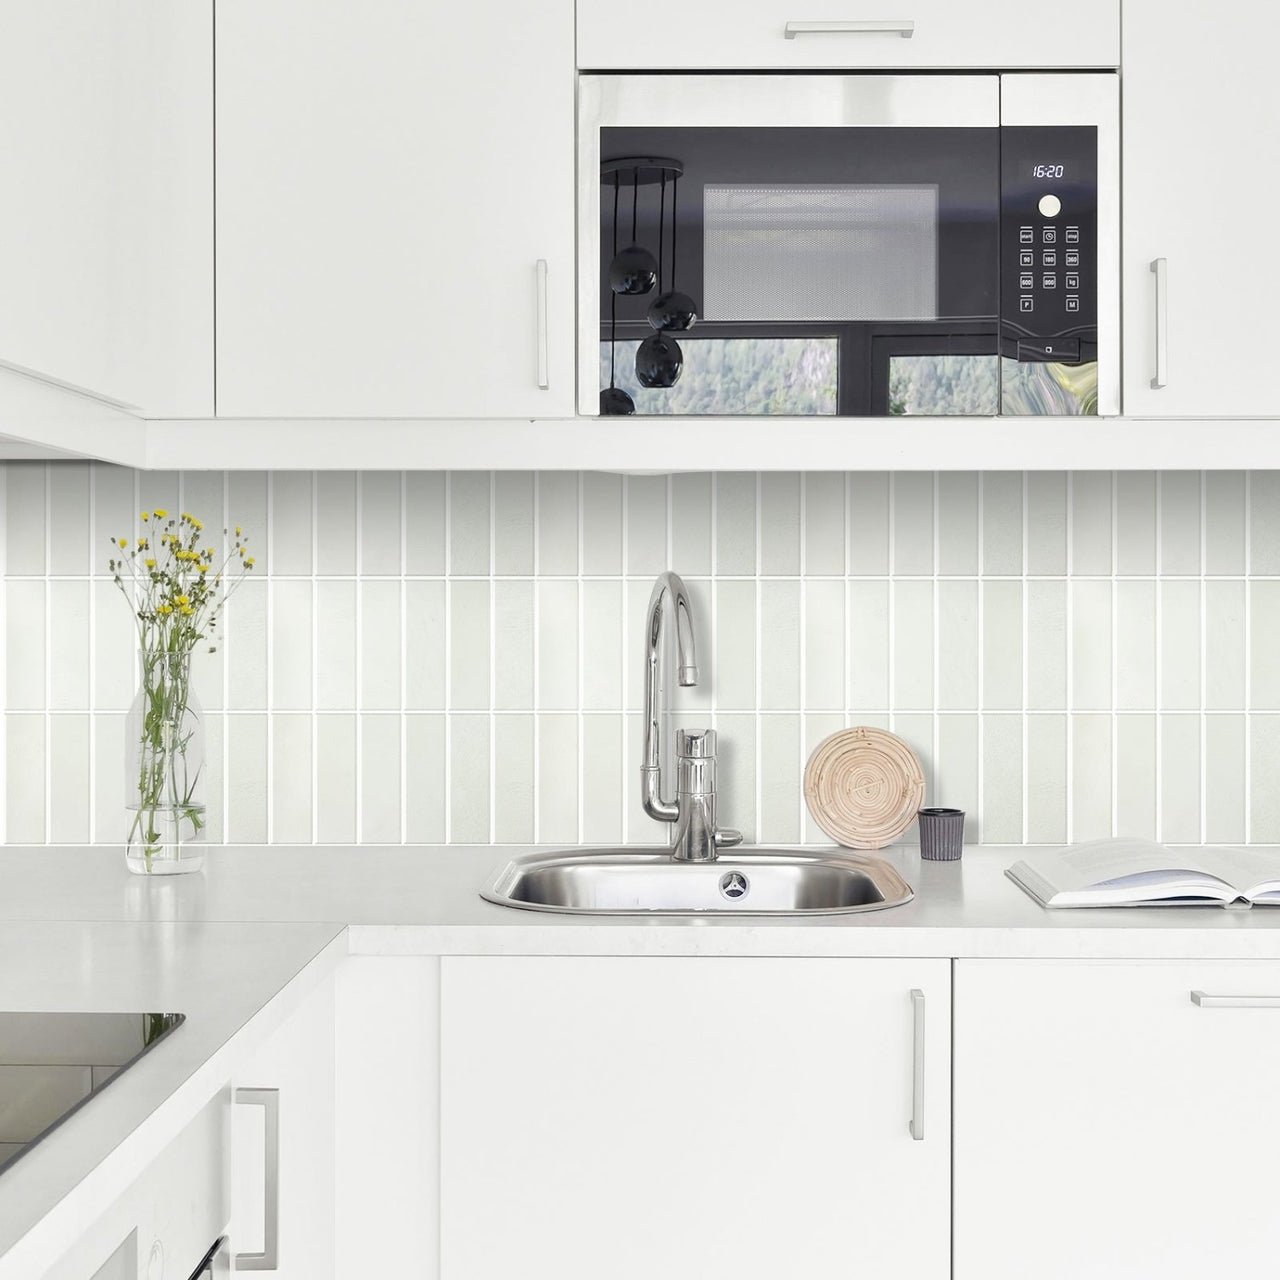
[0,1011,185,1173]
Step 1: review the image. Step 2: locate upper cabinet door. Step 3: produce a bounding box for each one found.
[216,0,575,418]
[0,1,213,416]
[441,956,951,1280]
[579,0,1118,70]
[1123,1,1278,415]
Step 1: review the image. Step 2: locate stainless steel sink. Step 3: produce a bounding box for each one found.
[481,848,913,915]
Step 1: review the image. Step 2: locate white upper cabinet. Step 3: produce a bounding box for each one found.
[578,0,1118,70]
[0,1,213,416]
[955,960,1280,1280]
[440,956,951,1280]
[1123,0,1279,415]
[215,0,576,419]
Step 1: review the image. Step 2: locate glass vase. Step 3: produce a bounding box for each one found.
[125,649,206,875]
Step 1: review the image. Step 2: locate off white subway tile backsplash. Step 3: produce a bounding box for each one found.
[4,465,1280,848]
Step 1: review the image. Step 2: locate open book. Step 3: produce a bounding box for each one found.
[1007,840,1280,908]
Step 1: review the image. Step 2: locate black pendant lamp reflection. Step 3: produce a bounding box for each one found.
[647,171,698,333]
[600,171,636,415]
[607,170,658,296]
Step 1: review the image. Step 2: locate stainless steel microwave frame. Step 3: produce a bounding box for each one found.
[577,73,1119,417]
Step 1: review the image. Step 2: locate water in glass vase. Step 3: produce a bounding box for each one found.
[126,650,206,875]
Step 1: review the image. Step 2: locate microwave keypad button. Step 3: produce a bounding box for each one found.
[1065,226,1080,243]
[1019,296,1035,313]
[1019,226,1034,244]
[1038,193,1062,218]
[1065,295,1080,312]
[1019,249,1035,267]
[1019,272,1035,290]
[1065,249,1080,268]
[1042,273,1057,289]
[1065,273,1080,290]
[1042,226,1057,244]
[1042,250,1057,267]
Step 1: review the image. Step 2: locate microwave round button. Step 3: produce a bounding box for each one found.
[1038,193,1062,218]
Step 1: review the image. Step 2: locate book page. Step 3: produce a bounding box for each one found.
[1013,840,1229,895]
[1191,847,1280,898]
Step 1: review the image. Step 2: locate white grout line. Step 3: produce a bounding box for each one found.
[1245,472,1254,844]
[1065,471,1075,845]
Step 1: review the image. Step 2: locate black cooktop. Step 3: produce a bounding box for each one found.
[0,1011,185,1174]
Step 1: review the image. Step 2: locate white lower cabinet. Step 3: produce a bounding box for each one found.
[439,955,951,1280]
[231,976,336,1278]
[954,959,1280,1279]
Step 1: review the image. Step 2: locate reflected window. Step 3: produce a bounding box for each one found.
[601,338,837,416]
[888,354,1000,416]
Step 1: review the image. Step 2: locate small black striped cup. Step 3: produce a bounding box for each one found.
[917,808,965,861]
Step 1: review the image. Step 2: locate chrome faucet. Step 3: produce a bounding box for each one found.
[641,572,742,862]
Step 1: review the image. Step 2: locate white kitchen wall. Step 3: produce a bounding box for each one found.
[0,464,1274,847]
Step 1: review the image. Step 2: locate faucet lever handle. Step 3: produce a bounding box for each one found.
[676,728,717,759]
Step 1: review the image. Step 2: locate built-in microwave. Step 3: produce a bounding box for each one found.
[579,74,1118,418]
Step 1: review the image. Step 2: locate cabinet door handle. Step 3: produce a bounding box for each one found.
[536,258,550,390]
[1150,257,1168,390]
[785,19,915,38]
[909,988,925,1141]
[1191,991,1280,1008]
[235,1088,280,1271]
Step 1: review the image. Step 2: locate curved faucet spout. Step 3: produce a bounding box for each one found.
[641,572,697,822]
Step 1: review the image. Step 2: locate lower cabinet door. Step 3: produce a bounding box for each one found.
[231,975,335,1279]
[955,959,1280,1280]
[440,955,950,1280]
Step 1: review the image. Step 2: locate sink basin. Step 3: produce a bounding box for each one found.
[481,848,913,915]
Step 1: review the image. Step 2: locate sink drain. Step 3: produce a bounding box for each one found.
[718,871,749,901]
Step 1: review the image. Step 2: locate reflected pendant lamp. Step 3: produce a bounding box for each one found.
[647,171,698,333]
[600,171,635,416]
[608,169,658,296]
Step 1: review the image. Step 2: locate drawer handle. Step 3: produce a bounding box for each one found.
[1150,257,1168,389]
[909,988,925,1141]
[1191,991,1280,1008]
[235,1088,280,1271]
[784,19,915,38]
[535,258,549,390]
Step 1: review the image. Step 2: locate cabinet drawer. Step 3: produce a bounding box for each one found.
[578,0,1118,70]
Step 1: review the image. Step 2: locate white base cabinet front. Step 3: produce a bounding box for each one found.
[231,976,335,1278]
[440,955,950,1280]
[955,959,1280,1280]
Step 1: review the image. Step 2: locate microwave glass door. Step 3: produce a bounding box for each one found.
[581,74,1117,417]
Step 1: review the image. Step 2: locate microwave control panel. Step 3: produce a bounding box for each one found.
[1000,126,1098,364]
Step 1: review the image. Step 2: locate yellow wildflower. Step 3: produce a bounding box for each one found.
[176,595,190,605]
[145,558,156,569]
[141,511,151,520]
[197,564,209,574]
[180,605,195,616]
[154,509,168,518]
[245,557,256,568]
[157,604,173,615]
[192,519,204,531]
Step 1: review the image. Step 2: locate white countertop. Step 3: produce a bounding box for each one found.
[4,843,1280,959]
[6,840,1280,1273]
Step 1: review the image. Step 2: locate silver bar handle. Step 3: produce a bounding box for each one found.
[1191,991,1280,1008]
[1150,257,1168,389]
[235,1087,280,1271]
[909,988,925,1141]
[785,19,915,38]
[535,259,549,390]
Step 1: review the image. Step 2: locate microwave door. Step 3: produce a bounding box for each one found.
[999,74,1120,416]
[579,74,1002,418]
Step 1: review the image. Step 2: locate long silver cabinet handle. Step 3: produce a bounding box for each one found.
[535,259,549,390]
[909,988,925,1141]
[1191,991,1280,1008]
[234,1088,280,1271]
[1150,257,1168,390]
[785,19,915,38]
